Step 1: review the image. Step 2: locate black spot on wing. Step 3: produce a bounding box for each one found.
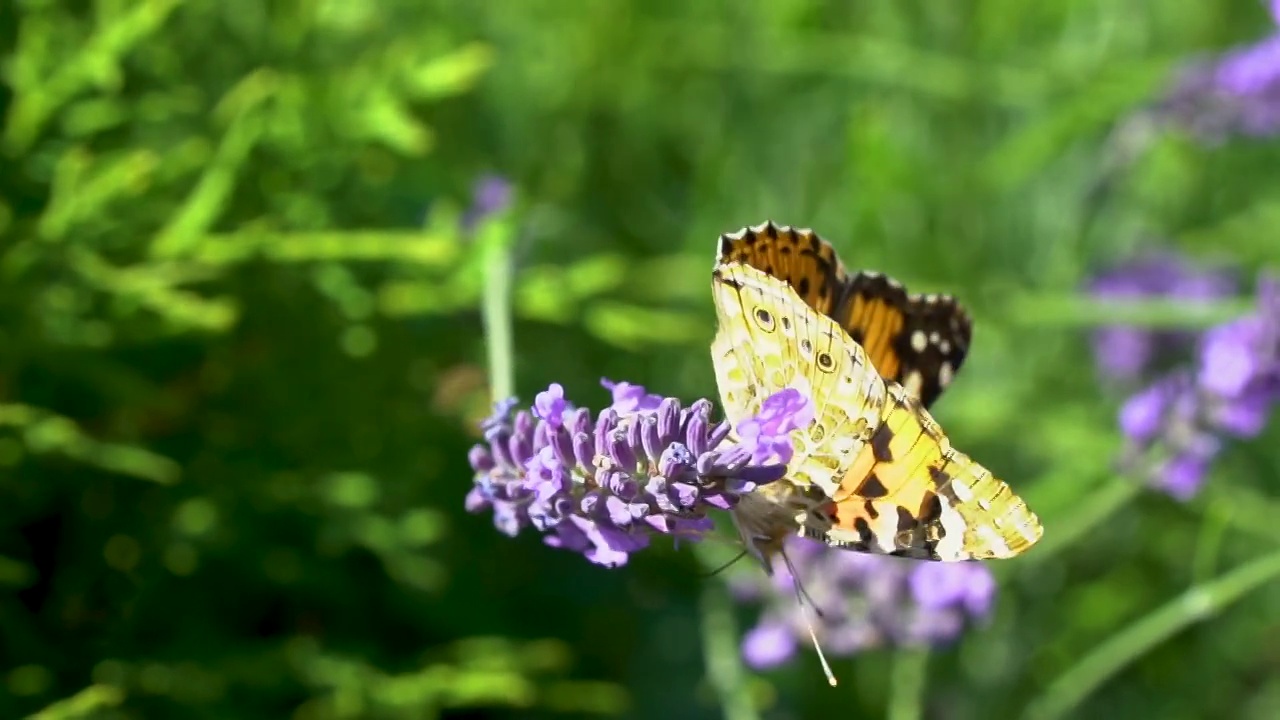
[870,424,895,462]
[895,506,917,534]
[856,473,889,498]
[919,492,943,524]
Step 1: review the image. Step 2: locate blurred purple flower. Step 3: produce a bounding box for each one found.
[1086,252,1237,382]
[910,562,997,617]
[461,173,514,230]
[742,623,796,669]
[1157,451,1217,501]
[1153,4,1280,141]
[731,537,997,669]
[1115,274,1280,500]
[467,380,809,567]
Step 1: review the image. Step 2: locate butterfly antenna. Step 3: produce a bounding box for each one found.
[780,546,838,687]
[780,547,825,620]
[700,549,749,578]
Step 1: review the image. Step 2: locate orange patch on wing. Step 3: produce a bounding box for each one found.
[842,296,905,379]
[835,390,940,509]
[716,222,843,314]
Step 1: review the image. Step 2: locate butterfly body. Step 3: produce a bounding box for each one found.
[710,223,1042,568]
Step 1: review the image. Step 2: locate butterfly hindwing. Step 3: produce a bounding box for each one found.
[716,221,972,409]
[835,272,972,409]
[715,221,845,316]
[805,383,1042,561]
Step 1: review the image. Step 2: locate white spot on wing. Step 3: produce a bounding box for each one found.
[904,371,923,397]
[977,525,1011,558]
[911,331,927,352]
[934,494,968,561]
[871,504,898,554]
[1020,519,1041,543]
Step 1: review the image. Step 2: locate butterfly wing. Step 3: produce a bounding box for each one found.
[715,221,846,317]
[716,221,972,409]
[806,381,1043,561]
[833,273,971,409]
[710,261,1042,562]
[710,262,885,565]
[710,262,884,498]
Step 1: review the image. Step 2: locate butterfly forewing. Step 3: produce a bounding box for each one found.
[711,262,882,500]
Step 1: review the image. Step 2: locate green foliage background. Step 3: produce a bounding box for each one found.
[3,1,1280,719]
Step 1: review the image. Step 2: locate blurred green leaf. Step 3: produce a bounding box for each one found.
[3,0,182,152]
[0,555,35,588]
[322,472,380,509]
[188,230,461,267]
[980,59,1173,191]
[1181,200,1280,268]
[0,403,180,483]
[583,302,705,349]
[151,72,269,258]
[404,42,496,99]
[38,147,158,241]
[25,684,124,720]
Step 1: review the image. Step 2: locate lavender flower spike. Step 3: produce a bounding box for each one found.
[1151,3,1280,141]
[1085,252,1237,382]
[732,537,998,669]
[461,173,514,231]
[1115,273,1280,501]
[467,380,803,567]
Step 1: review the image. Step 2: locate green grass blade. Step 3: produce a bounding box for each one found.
[1022,548,1280,720]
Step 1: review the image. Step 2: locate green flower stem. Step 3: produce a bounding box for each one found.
[886,647,930,720]
[699,581,761,720]
[1023,548,1280,720]
[1190,497,1231,584]
[1210,485,1280,544]
[479,224,515,403]
[1005,294,1250,329]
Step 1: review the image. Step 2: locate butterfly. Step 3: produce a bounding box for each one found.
[708,226,1042,570]
[715,221,972,409]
